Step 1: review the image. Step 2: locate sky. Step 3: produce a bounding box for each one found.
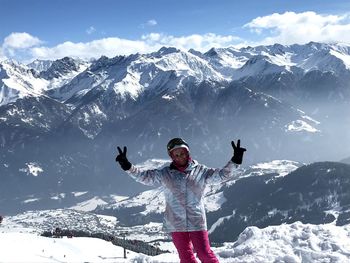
[2,0,350,62]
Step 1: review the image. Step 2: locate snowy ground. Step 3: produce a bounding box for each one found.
[1,221,350,263]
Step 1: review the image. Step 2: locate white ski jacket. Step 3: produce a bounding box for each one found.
[126,159,240,233]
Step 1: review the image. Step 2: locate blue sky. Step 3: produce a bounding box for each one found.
[1,0,350,62]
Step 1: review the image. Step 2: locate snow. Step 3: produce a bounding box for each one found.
[2,42,350,107]
[1,221,349,262]
[215,222,350,263]
[72,191,88,197]
[123,222,167,242]
[204,191,226,212]
[116,188,165,215]
[51,193,66,200]
[76,103,107,139]
[250,160,301,177]
[0,59,88,106]
[262,51,296,68]
[208,210,236,234]
[329,49,350,69]
[0,232,138,263]
[19,162,43,176]
[233,55,287,79]
[299,112,321,125]
[146,49,224,82]
[27,59,53,72]
[2,63,48,95]
[69,197,108,212]
[213,48,249,69]
[22,198,41,204]
[0,60,48,106]
[46,63,90,91]
[110,194,129,202]
[162,94,175,100]
[105,48,226,101]
[113,70,143,98]
[286,120,320,133]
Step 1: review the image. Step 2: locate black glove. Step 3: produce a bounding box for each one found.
[115,146,132,171]
[231,140,246,165]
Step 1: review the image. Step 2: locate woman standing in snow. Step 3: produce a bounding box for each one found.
[115,138,246,263]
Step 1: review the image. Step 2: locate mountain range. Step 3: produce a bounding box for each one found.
[89,160,350,242]
[4,160,350,244]
[1,41,350,212]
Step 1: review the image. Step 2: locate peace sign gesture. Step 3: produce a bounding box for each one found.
[115,146,132,171]
[231,139,246,164]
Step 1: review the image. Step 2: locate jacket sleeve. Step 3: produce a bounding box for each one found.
[202,160,242,184]
[126,165,163,186]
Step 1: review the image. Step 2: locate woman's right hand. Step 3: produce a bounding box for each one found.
[115,146,132,171]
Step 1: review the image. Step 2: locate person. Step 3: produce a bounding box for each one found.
[115,138,246,263]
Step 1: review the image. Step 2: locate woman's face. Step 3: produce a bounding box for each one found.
[170,147,189,167]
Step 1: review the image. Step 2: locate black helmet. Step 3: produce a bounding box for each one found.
[167,138,189,153]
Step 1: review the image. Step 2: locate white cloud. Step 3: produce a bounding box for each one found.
[141,33,243,51]
[244,11,350,45]
[30,37,150,60]
[147,19,157,26]
[3,11,350,62]
[20,33,242,61]
[3,32,42,49]
[86,26,96,35]
[0,47,6,61]
[140,19,158,28]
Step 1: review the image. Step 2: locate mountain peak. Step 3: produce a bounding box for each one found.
[2,42,350,107]
[157,46,181,55]
[205,47,219,57]
[27,59,53,73]
[39,57,85,80]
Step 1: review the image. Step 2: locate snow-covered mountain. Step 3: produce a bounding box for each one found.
[0,57,89,106]
[0,159,298,215]
[27,59,53,72]
[96,160,301,219]
[1,160,350,261]
[1,42,350,214]
[2,42,350,109]
[45,47,225,106]
[0,82,321,210]
[200,42,350,79]
[0,60,47,106]
[94,161,350,242]
[1,42,350,262]
[2,42,350,107]
[207,161,350,242]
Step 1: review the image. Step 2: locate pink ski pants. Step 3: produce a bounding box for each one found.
[171,230,220,263]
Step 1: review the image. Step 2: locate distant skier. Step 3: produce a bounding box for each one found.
[115,138,246,263]
[0,215,3,224]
